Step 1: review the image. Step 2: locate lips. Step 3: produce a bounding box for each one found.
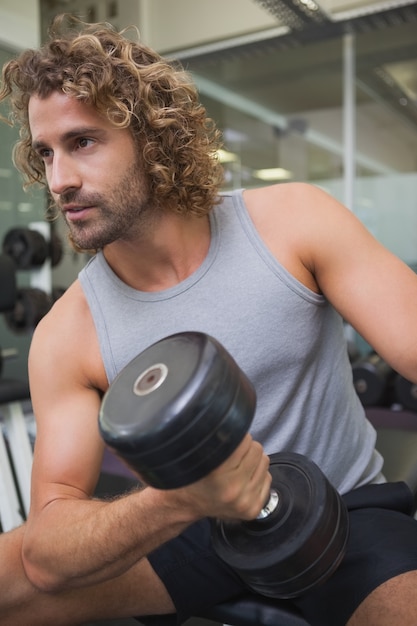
[62,204,95,221]
[62,204,87,213]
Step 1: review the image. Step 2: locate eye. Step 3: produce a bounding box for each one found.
[77,137,95,149]
[37,147,53,161]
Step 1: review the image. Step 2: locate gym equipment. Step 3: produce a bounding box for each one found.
[99,331,349,599]
[0,253,17,312]
[212,451,347,598]
[394,374,417,412]
[352,352,395,407]
[4,287,53,334]
[0,244,60,333]
[0,348,18,378]
[2,226,63,269]
[0,377,32,530]
[100,331,255,488]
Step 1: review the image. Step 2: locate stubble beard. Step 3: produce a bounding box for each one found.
[58,162,155,251]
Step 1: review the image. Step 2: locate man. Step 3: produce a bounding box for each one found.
[1,13,417,626]
[0,14,270,626]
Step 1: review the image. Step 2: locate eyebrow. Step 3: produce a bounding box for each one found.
[32,127,105,151]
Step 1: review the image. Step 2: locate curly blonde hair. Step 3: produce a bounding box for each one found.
[0,14,224,218]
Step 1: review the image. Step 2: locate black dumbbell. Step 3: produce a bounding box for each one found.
[4,287,53,334]
[99,332,349,599]
[0,252,17,313]
[352,352,395,407]
[2,227,63,269]
[211,450,348,598]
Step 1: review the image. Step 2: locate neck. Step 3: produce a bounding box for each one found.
[103,212,211,292]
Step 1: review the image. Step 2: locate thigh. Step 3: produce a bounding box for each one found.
[292,482,417,626]
[143,518,246,625]
[347,569,417,625]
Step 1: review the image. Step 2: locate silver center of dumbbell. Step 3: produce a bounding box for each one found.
[256,489,279,520]
[133,363,168,396]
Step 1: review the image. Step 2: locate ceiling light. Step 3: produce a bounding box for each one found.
[217,149,239,163]
[254,167,292,180]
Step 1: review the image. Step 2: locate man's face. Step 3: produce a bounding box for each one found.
[29,91,152,250]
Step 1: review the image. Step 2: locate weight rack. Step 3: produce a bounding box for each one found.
[0,221,51,531]
[0,385,33,531]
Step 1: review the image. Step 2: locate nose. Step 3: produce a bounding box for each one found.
[48,152,81,196]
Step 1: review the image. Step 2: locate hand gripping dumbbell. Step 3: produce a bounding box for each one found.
[99,332,349,599]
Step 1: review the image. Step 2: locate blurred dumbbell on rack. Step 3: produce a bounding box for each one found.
[2,227,63,269]
[3,285,66,335]
[1,228,67,334]
[352,352,396,407]
[4,288,53,335]
[0,253,17,313]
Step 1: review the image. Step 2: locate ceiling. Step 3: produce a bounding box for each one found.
[253,0,417,125]
[175,0,417,180]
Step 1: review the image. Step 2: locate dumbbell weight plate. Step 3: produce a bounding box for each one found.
[99,332,256,489]
[5,287,53,334]
[0,252,17,313]
[352,353,394,407]
[3,227,48,270]
[211,452,349,599]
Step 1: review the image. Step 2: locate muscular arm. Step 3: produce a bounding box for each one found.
[246,183,417,382]
[23,282,271,592]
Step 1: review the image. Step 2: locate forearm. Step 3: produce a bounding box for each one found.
[1,524,175,625]
[23,486,197,592]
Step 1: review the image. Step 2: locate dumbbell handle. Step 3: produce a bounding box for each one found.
[256,488,279,520]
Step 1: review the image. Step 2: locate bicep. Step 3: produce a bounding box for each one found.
[28,313,105,513]
[310,190,417,379]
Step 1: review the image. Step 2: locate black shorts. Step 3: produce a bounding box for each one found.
[139,482,417,626]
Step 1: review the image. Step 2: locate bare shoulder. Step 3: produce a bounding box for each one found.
[243,182,348,222]
[29,279,107,394]
[241,183,351,293]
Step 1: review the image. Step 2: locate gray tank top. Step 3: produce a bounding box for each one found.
[79,188,383,493]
